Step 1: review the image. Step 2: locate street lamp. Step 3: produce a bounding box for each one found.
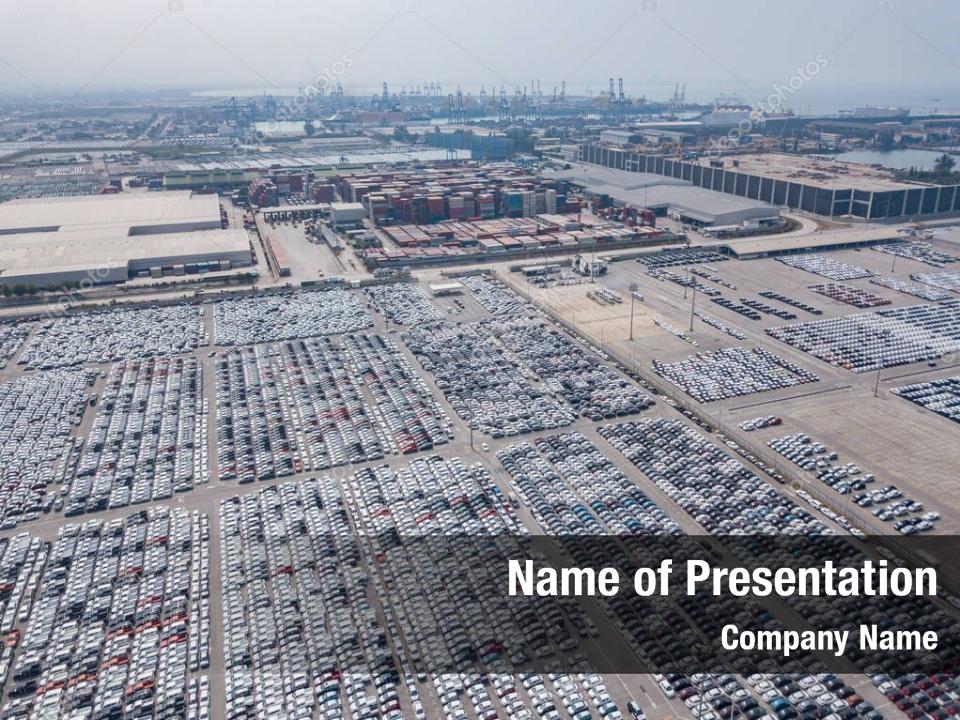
[628,282,638,341]
[689,269,698,332]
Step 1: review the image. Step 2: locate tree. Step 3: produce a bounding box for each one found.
[303,120,316,137]
[934,153,956,174]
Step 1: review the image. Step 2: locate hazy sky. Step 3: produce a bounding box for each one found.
[1,0,958,111]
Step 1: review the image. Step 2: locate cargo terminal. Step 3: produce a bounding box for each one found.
[0,191,252,288]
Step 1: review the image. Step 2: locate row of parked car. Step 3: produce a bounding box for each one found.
[636,248,728,269]
[340,333,453,454]
[740,298,796,321]
[462,275,530,316]
[767,433,938,533]
[0,508,209,719]
[653,347,819,403]
[212,289,373,346]
[499,432,681,537]
[690,266,737,290]
[599,417,825,535]
[485,316,655,420]
[218,459,618,720]
[711,297,762,321]
[0,322,30,368]
[912,269,960,293]
[870,667,960,719]
[738,415,783,432]
[404,322,576,437]
[495,426,893,720]
[894,375,960,425]
[346,458,642,720]
[871,276,953,302]
[767,300,960,373]
[777,254,874,281]
[67,357,207,515]
[759,291,822,316]
[348,459,580,672]
[594,417,960,720]
[220,479,393,720]
[650,269,721,298]
[808,284,890,309]
[17,304,204,370]
[693,311,747,340]
[0,368,92,529]
[216,335,441,483]
[874,240,957,268]
[363,283,446,326]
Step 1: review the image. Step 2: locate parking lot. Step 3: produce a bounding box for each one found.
[653,347,819,403]
[0,322,30,367]
[893,375,960,425]
[17,304,205,370]
[777,254,874,281]
[363,283,447,326]
[212,289,373,346]
[214,334,452,482]
[767,300,960,373]
[870,276,953,302]
[68,357,207,514]
[0,507,210,719]
[0,267,954,719]
[489,246,960,536]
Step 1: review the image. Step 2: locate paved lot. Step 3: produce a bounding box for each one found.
[495,249,960,535]
[0,263,943,720]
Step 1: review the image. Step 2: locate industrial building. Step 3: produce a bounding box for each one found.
[599,130,643,146]
[546,165,780,228]
[329,202,366,227]
[581,143,960,220]
[0,192,251,288]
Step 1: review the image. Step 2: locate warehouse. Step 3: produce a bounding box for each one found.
[0,192,251,289]
[329,202,365,227]
[546,164,779,228]
[0,191,224,235]
[581,143,960,220]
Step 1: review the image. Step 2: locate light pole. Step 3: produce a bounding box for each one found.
[689,273,698,332]
[628,282,638,341]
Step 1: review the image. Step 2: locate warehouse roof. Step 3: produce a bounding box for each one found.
[0,192,249,284]
[719,229,900,257]
[546,163,775,220]
[693,152,919,192]
[544,165,687,191]
[0,229,250,276]
[0,191,221,235]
